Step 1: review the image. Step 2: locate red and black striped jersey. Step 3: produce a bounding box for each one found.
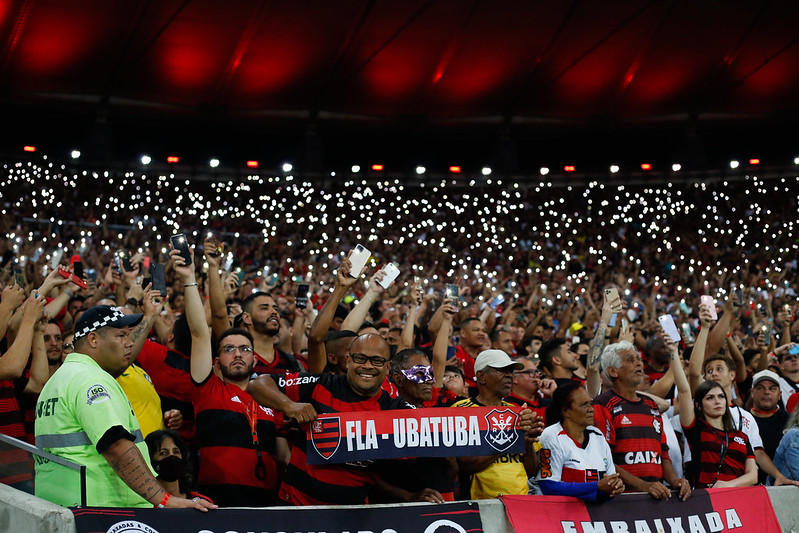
[191,373,282,507]
[504,393,549,425]
[252,348,301,375]
[683,418,753,489]
[592,389,670,486]
[0,378,31,486]
[272,372,413,506]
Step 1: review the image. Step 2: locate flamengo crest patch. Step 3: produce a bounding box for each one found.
[484,408,519,452]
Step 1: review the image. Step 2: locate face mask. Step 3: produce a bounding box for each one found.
[152,454,184,482]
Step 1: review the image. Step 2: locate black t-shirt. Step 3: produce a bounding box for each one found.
[753,409,790,484]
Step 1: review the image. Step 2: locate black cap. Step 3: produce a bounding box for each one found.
[74,305,143,341]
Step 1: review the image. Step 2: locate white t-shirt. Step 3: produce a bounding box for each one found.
[536,423,616,483]
[730,405,763,450]
[778,376,798,408]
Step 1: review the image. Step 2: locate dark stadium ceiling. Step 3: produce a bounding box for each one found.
[2,0,799,174]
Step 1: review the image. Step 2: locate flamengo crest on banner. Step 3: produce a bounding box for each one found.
[485,408,519,452]
[305,406,526,464]
[311,416,342,460]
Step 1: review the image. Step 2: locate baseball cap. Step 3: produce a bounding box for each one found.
[752,369,781,388]
[569,322,584,335]
[474,349,523,372]
[74,305,143,341]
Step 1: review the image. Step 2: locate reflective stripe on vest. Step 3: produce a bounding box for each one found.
[37,429,144,449]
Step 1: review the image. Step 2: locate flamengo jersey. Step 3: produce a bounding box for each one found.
[252,348,301,376]
[592,390,670,486]
[536,423,615,483]
[682,418,753,489]
[191,373,281,507]
[272,372,412,506]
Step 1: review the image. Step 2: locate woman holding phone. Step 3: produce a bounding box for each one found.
[672,304,757,489]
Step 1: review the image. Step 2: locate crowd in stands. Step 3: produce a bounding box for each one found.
[2,160,799,509]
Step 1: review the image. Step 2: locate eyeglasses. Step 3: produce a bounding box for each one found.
[514,369,543,379]
[221,344,254,354]
[401,365,434,383]
[349,353,389,367]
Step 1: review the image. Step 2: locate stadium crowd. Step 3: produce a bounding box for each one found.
[2,160,799,509]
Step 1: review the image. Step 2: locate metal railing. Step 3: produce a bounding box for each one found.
[0,433,87,507]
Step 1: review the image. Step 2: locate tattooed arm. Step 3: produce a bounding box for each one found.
[586,290,622,398]
[102,436,214,509]
[128,288,164,364]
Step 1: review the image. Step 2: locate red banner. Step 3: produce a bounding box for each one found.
[305,406,526,464]
[503,486,781,533]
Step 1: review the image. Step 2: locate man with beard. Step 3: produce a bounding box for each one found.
[539,337,583,386]
[240,291,301,375]
[173,248,288,507]
[749,370,790,484]
[42,320,66,375]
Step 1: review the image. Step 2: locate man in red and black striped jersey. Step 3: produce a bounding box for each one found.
[176,248,288,507]
[248,333,446,506]
[592,341,691,501]
[240,291,302,375]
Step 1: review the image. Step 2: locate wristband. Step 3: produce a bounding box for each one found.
[184,282,198,288]
[127,297,138,307]
[157,492,170,508]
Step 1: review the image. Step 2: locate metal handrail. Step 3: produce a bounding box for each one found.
[0,433,87,507]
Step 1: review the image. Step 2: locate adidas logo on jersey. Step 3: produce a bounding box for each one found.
[621,415,632,425]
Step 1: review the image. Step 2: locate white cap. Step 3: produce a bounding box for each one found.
[474,349,524,372]
[752,369,781,388]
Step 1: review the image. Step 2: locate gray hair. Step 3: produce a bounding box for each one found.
[601,341,637,381]
[785,406,799,434]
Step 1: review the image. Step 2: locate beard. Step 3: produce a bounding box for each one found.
[252,317,280,337]
[220,360,254,381]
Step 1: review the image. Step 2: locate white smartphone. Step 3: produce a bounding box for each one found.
[377,262,400,289]
[49,246,64,269]
[700,295,718,320]
[658,315,682,342]
[605,287,620,326]
[348,244,371,278]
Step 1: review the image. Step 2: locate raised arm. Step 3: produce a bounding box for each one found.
[0,293,44,380]
[586,290,621,398]
[0,284,26,341]
[688,304,713,395]
[204,236,230,340]
[169,247,211,383]
[341,268,388,332]
[24,316,51,393]
[432,299,457,388]
[670,332,694,429]
[128,288,165,364]
[398,283,422,352]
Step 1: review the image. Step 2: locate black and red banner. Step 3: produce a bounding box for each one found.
[72,501,483,533]
[503,486,781,533]
[306,406,526,464]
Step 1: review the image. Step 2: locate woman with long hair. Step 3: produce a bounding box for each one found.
[144,429,213,504]
[534,381,624,501]
[671,310,757,488]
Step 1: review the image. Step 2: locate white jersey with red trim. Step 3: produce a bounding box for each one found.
[536,423,616,483]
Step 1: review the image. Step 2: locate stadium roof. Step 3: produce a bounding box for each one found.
[3,0,799,173]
